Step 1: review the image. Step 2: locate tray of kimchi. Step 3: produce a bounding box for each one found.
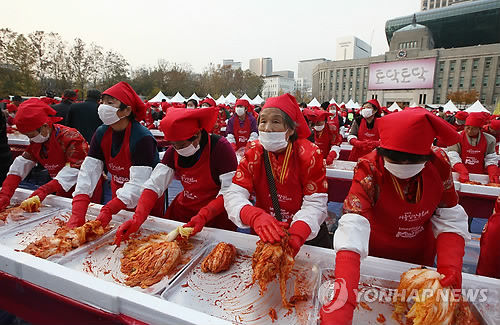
[161,240,322,325]
[57,217,210,295]
[0,199,62,235]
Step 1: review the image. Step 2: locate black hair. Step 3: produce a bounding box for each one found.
[161,99,166,102]
[376,147,431,163]
[12,95,22,102]
[186,99,198,107]
[321,102,330,110]
[118,102,135,121]
[86,89,101,100]
[63,89,77,99]
[299,102,307,108]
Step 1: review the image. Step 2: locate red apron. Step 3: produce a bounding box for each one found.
[28,125,72,198]
[254,145,303,224]
[165,136,235,231]
[314,129,333,159]
[349,118,379,161]
[327,115,339,133]
[368,157,442,266]
[233,115,251,150]
[476,210,500,279]
[460,131,487,174]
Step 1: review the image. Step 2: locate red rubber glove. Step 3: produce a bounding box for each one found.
[320,250,360,325]
[487,165,499,184]
[67,194,90,228]
[437,232,465,290]
[368,140,380,149]
[453,163,470,183]
[96,197,126,228]
[326,150,337,165]
[230,142,237,151]
[0,174,21,211]
[114,189,158,246]
[288,221,311,257]
[29,179,63,202]
[240,205,289,243]
[184,195,225,236]
[349,138,365,148]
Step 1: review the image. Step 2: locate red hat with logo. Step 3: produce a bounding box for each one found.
[455,111,468,121]
[465,112,487,127]
[235,99,250,109]
[308,110,332,123]
[159,107,217,141]
[200,98,216,107]
[363,99,381,113]
[102,82,146,121]
[262,94,310,139]
[14,98,63,133]
[378,107,459,155]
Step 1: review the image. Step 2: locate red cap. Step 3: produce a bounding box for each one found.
[455,111,468,121]
[262,93,311,139]
[235,99,250,108]
[159,107,217,141]
[14,98,63,133]
[102,82,146,122]
[302,108,318,121]
[378,107,459,155]
[6,104,17,113]
[465,112,487,127]
[363,99,381,113]
[200,98,216,107]
[490,120,500,131]
[308,110,332,123]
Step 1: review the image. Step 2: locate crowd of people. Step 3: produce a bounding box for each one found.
[1,83,499,324]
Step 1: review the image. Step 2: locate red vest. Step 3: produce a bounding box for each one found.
[349,118,380,161]
[254,144,303,224]
[101,122,132,197]
[327,115,339,132]
[314,128,333,159]
[459,131,487,174]
[232,115,251,149]
[368,155,443,266]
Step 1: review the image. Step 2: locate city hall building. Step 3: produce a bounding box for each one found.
[312,0,500,109]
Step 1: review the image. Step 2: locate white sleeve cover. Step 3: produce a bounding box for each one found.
[218,171,235,197]
[224,183,252,229]
[291,193,328,241]
[347,135,358,143]
[73,157,104,197]
[54,165,80,192]
[446,150,463,167]
[226,133,236,144]
[431,204,471,241]
[484,153,498,167]
[116,166,153,209]
[143,163,175,197]
[334,213,371,259]
[249,132,258,142]
[330,145,341,157]
[7,156,36,180]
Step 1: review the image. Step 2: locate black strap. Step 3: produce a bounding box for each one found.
[263,149,283,221]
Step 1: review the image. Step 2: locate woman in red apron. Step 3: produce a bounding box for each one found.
[113,107,238,245]
[476,195,500,279]
[446,112,499,184]
[309,110,341,165]
[321,108,470,325]
[0,99,99,211]
[347,99,381,161]
[67,82,161,228]
[226,99,258,151]
[224,93,331,257]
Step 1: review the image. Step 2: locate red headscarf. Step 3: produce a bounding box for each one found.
[102,82,146,122]
[200,98,216,107]
[455,111,468,121]
[363,99,381,113]
[378,107,459,155]
[489,120,500,131]
[159,107,217,141]
[262,93,310,139]
[14,98,63,133]
[235,99,250,108]
[465,112,487,128]
[307,110,332,123]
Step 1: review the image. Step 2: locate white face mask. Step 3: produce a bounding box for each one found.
[361,108,374,119]
[175,143,200,157]
[384,161,426,179]
[314,125,325,131]
[30,131,50,143]
[98,104,122,125]
[259,131,288,152]
[235,106,246,116]
[329,110,336,116]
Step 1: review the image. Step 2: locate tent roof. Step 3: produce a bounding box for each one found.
[215,95,225,105]
[353,102,361,109]
[170,92,186,103]
[252,95,264,105]
[188,93,201,101]
[206,94,213,99]
[148,91,169,103]
[225,92,237,104]
[308,97,321,107]
[345,99,356,109]
[443,99,459,112]
[329,98,337,105]
[388,102,402,112]
[465,100,490,113]
[240,94,252,101]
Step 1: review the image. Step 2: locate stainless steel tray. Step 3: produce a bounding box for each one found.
[57,218,210,295]
[0,200,62,235]
[162,243,321,324]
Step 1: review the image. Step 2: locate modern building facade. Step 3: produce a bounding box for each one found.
[313,1,500,110]
[262,75,296,99]
[297,58,329,96]
[272,70,294,79]
[249,58,273,76]
[336,36,372,61]
[222,59,242,70]
[421,0,474,11]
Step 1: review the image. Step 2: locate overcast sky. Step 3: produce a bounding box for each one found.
[4,0,419,74]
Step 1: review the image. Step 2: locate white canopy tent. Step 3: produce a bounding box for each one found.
[148,91,169,103]
[329,98,337,105]
[308,97,321,107]
[205,94,214,99]
[345,99,356,109]
[252,95,264,105]
[225,92,237,104]
[388,102,402,112]
[188,93,201,101]
[170,92,186,103]
[239,94,252,102]
[409,102,418,108]
[339,102,345,108]
[353,102,361,109]
[466,100,490,113]
[215,95,226,105]
[443,100,459,112]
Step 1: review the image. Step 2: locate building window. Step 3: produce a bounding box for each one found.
[336,70,340,78]
[483,75,488,87]
[485,57,492,70]
[343,69,346,77]
[448,78,453,88]
[336,82,339,90]
[459,76,464,88]
[473,58,479,70]
[449,60,456,72]
[330,71,333,79]
[349,69,353,77]
[356,68,361,76]
[461,60,466,71]
[439,61,444,72]
[436,95,441,103]
[481,95,485,102]
[496,75,500,87]
[438,78,442,88]
[471,76,476,87]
